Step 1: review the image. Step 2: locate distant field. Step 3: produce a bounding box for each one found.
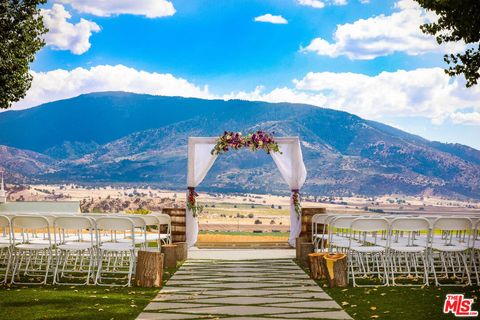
[201,202,290,216]
[198,231,289,243]
[199,202,290,237]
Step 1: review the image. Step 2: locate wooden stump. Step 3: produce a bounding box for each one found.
[296,238,314,267]
[308,252,328,280]
[320,253,348,287]
[161,244,178,268]
[135,250,164,287]
[174,242,188,261]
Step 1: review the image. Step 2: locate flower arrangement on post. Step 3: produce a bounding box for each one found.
[187,187,203,218]
[211,130,281,155]
[292,189,301,218]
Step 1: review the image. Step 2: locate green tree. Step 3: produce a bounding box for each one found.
[1,0,47,109]
[415,0,480,87]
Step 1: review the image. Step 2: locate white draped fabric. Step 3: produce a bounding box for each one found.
[271,138,307,246]
[186,137,218,247]
[186,136,306,248]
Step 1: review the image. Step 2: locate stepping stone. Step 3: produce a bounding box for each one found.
[178,305,310,316]
[152,294,205,301]
[159,287,209,293]
[187,296,308,305]
[166,280,219,286]
[263,300,342,309]
[271,311,353,319]
[199,289,298,296]
[194,282,298,289]
[270,292,333,299]
[144,302,210,311]
[136,312,202,319]
[271,285,325,292]
[220,318,294,320]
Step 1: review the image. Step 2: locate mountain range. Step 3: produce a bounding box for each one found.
[0,92,479,199]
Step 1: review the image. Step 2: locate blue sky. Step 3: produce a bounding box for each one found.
[17,0,480,149]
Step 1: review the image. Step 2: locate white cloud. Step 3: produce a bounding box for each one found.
[302,0,462,59]
[57,0,175,18]
[297,0,347,8]
[298,0,325,8]
[225,68,480,126]
[13,65,480,128]
[14,65,213,110]
[41,4,100,55]
[450,112,480,125]
[254,14,288,24]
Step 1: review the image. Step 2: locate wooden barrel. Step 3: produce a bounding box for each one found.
[300,207,326,240]
[163,208,186,243]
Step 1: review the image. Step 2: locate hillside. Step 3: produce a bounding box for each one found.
[0,92,479,199]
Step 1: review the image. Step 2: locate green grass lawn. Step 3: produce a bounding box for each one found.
[322,284,479,320]
[314,276,479,320]
[0,266,178,320]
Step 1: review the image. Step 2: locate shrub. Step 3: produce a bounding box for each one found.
[254,219,262,225]
[127,208,151,215]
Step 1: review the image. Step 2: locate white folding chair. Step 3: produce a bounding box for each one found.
[388,217,431,286]
[151,213,172,245]
[328,216,359,253]
[95,217,136,287]
[430,217,472,286]
[0,215,12,284]
[117,215,147,250]
[141,215,163,250]
[10,216,54,285]
[471,219,480,285]
[312,214,335,252]
[53,216,96,285]
[348,217,390,287]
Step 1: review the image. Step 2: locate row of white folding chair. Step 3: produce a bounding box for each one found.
[318,216,475,287]
[0,214,138,286]
[0,215,12,284]
[312,214,478,252]
[0,211,172,247]
[1,211,172,254]
[83,213,172,248]
[469,219,480,285]
[61,213,171,286]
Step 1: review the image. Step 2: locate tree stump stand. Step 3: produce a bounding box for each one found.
[175,242,188,261]
[296,237,314,267]
[135,250,164,287]
[320,253,348,287]
[161,244,178,268]
[308,252,328,280]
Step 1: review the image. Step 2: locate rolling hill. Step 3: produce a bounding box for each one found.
[0,92,479,199]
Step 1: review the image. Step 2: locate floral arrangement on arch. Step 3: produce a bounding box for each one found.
[211,130,281,155]
[187,187,203,218]
[292,189,301,217]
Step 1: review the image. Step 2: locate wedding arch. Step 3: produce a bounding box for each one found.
[186,132,307,247]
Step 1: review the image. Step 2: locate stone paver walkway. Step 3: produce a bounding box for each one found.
[137,259,352,320]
